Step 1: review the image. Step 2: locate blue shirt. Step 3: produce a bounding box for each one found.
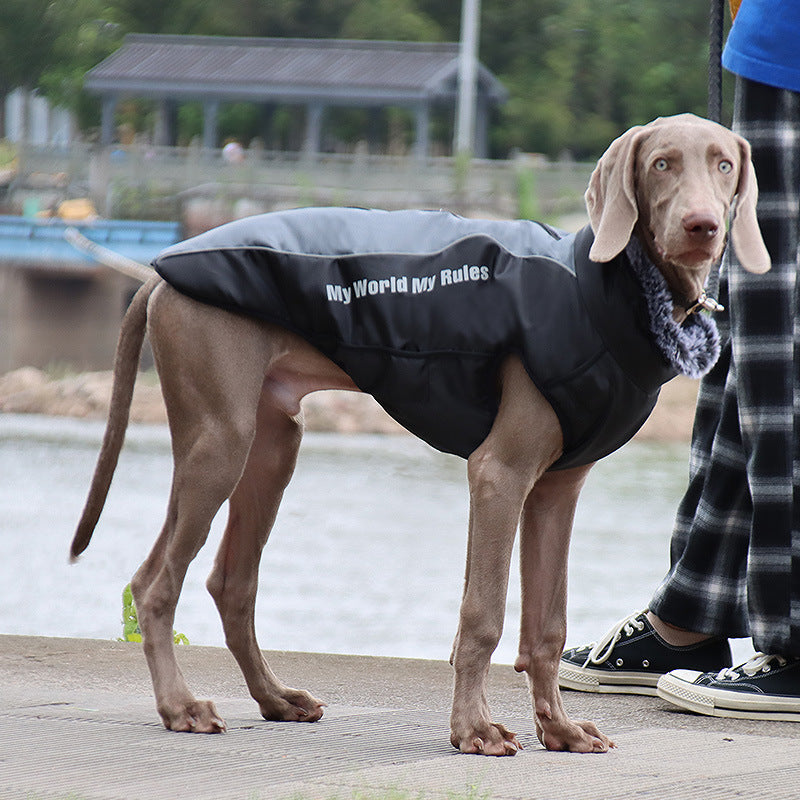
[723,0,800,92]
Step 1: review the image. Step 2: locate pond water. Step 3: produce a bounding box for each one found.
[0,413,749,665]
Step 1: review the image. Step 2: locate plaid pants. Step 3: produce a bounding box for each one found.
[649,78,800,655]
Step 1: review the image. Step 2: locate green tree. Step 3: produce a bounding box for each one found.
[36,0,123,129]
[340,0,443,41]
[480,0,582,156]
[480,0,715,158]
[0,0,61,135]
[110,0,217,35]
[3,0,723,158]
[211,0,357,38]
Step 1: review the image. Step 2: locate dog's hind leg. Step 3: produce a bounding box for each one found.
[206,389,326,723]
[131,288,268,733]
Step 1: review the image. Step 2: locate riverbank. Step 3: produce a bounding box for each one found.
[0,366,699,441]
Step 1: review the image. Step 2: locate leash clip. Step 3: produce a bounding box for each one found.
[686,291,724,315]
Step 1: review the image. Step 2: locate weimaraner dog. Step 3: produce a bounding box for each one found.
[71,114,769,755]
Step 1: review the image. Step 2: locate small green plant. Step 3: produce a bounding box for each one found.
[120,583,189,645]
[295,172,317,207]
[108,181,179,220]
[453,149,472,200]
[516,164,540,221]
[120,583,141,642]
[0,139,17,170]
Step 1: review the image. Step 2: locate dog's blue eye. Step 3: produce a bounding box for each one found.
[719,160,733,174]
[654,158,669,171]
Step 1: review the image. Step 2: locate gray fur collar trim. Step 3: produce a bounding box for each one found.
[626,239,721,379]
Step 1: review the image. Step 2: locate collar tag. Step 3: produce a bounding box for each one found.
[686,291,724,315]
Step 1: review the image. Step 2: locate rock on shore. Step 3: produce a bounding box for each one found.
[0,367,698,441]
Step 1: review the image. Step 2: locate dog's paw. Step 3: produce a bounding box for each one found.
[161,699,227,733]
[536,717,614,753]
[259,688,326,723]
[450,721,521,756]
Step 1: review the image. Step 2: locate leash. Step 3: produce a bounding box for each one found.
[65,227,154,283]
[704,0,727,308]
[708,0,725,123]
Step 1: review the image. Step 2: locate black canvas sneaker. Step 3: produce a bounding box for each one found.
[559,610,733,695]
[657,653,800,720]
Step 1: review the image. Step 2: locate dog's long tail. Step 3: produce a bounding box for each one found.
[70,275,160,561]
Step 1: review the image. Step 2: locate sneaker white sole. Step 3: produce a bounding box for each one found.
[558,662,661,695]
[657,673,800,721]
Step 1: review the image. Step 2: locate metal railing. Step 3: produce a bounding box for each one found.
[11,143,594,223]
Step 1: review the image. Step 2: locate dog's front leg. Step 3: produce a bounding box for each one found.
[514,466,614,752]
[449,357,562,756]
[450,453,524,756]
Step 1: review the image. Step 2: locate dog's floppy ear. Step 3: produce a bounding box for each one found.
[585,125,646,263]
[730,134,771,273]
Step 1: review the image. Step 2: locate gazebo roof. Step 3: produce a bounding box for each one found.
[85,34,508,106]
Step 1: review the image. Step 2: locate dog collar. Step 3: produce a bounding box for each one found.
[623,238,721,380]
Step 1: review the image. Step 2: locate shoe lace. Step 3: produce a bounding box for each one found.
[714,652,787,681]
[583,610,647,666]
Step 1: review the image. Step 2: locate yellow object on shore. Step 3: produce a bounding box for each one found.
[56,198,98,221]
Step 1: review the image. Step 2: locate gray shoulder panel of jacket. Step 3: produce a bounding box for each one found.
[155,207,577,267]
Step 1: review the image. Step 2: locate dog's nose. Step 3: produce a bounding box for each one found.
[682,212,719,240]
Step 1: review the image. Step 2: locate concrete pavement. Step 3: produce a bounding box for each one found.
[2,634,799,799]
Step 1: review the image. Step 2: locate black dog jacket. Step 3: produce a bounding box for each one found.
[153,207,719,470]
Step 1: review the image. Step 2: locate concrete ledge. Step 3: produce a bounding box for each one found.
[2,635,799,799]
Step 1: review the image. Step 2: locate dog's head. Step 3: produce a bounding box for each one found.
[585,113,770,313]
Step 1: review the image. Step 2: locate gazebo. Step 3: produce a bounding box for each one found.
[84,34,508,158]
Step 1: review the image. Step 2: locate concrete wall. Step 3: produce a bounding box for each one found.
[0,264,140,372]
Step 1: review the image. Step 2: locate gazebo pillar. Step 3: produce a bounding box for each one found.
[100,96,117,145]
[304,102,324,155]
[259,103,276,145]
[367,108,382,153]
[154,99,178,146]
[414,102,430,159]
[474,94,489,159]
[202,100,220,149]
